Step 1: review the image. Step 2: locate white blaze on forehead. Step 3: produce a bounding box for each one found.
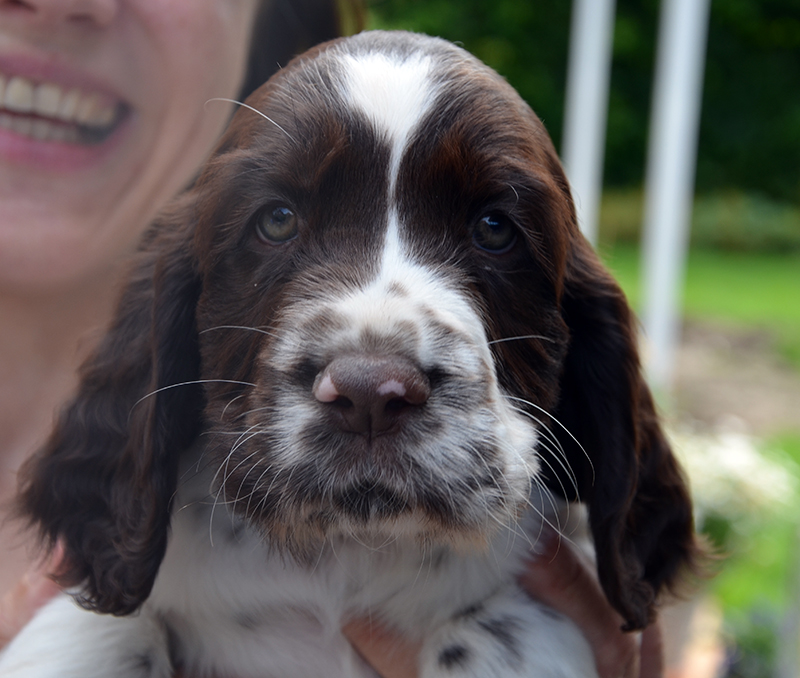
[334,47,488,363]
[338,49,446,319]
[338,51,437,194]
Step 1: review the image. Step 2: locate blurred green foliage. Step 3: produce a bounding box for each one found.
[368,0,800,205]
[599,189,800,251]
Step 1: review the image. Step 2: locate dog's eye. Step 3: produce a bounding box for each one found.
[472,213,518,253]
[255,206,299,244]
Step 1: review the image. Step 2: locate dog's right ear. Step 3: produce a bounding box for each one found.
[17,193,205,616]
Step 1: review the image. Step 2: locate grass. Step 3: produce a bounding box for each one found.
[596,188,800,365]
[597,243,800,367]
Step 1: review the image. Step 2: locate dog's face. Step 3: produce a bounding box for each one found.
[19,32,698,631]
[194,33,573,548]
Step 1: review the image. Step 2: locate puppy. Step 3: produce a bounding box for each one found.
[1,31,698,678]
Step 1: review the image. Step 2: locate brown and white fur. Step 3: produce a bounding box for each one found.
[0,31,698,678]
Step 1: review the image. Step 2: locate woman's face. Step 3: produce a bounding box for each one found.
[0,0,260,290]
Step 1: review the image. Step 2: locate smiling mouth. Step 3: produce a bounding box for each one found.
[0,72,128,145]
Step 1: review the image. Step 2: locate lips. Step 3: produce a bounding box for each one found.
[0,71,127,145]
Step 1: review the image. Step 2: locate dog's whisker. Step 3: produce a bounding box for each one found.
[503,395,596,485]
[200,325,280,339]
[244,462,277,518]
[529,431,579,500]
[209,423,263,492]
[209,431,266,544]
[487,334,556,346]
[221,394,247,420]
[528,478,564,550]
[253,463,293,522]
[223,448,266,507]
[130,379,256,417]
[205,97,297,143]
[529,475,564,536]
[233,405,274,421]
[504,401,570,465]
[232,457,265,510]
[520,487,573,550]
[228,426,268,460]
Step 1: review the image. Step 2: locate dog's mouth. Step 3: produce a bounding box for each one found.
[220,452,519,555]
[330,480,410,521]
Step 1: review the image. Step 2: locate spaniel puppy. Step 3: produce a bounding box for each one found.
[1,31,698,678]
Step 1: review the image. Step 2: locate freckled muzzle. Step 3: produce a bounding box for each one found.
[211,285,537,549]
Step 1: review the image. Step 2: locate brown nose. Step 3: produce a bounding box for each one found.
[313,354,430,435]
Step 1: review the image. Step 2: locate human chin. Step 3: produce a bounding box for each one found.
[0,148,151,291]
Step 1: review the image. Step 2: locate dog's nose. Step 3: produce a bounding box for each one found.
[313,355,430,435]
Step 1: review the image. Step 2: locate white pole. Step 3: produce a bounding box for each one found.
[561,0,617,245]
[641,0,711,393]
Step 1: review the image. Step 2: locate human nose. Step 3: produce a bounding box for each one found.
[0,0,119,28]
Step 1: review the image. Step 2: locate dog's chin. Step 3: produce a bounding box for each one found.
[240,479,517,560]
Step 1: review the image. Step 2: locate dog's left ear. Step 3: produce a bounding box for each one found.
[550,237,699,632]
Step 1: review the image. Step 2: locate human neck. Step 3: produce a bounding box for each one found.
[0,267,122,492]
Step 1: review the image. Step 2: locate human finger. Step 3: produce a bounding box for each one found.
[639,618,665,678]
[0,552,63,649]
[343,617,421,678]
[519,528,648,678]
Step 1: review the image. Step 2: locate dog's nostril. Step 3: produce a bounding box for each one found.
[332,395,354,409]
[313,354,430,434]
[385,397,409,413]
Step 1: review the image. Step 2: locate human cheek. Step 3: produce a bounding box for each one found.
[132,0,259,167]
[116,0,259,221]
[135,0,259,101]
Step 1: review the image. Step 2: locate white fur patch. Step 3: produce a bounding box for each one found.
[338,51,437,196]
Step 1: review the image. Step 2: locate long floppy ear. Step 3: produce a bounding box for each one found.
[17,194,204,615]
[551,237,698,632]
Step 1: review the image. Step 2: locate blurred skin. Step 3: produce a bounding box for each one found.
[0,3,663,675]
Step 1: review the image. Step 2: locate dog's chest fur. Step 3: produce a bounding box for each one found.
[147,448,559,678]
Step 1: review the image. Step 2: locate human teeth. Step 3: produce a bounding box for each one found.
[0,112,80,144]
[31,119,50,140]
[58,89,81,121]
[34,83,61,117]
[12,116,32,135]
[5,77,34,113]
[0,73,120,129]
[75,93,115,127]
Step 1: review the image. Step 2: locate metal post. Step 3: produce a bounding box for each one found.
[641,0,712,393]
[561,0,617,245]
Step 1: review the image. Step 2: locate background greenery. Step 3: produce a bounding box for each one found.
[366,1,800,675]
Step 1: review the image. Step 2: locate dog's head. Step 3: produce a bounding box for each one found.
[19,31,697,630]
